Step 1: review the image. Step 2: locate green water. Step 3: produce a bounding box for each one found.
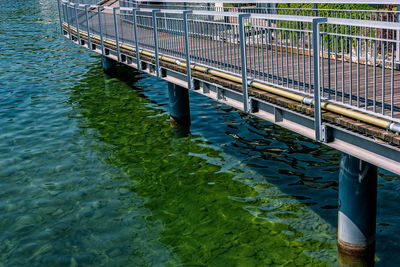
[1,0,399,266]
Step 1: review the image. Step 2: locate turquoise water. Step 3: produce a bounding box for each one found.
[1,0,399,266]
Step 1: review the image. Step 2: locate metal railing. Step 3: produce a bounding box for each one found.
[120,0,400,21]
[59,0,400,138]
[68,0,100,4]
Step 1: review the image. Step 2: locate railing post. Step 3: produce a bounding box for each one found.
[132,8,141,70]
[74,3,81,45]
[396,5,400,69]
[98,6,104,56]
[312,17,327,142]
[183,10,193,89]
[85,4,91,49]
[152,9,161,78]
[113,7,121,62]
[66,3,72,40]
[57,0,63,34]
[238,13,251,113]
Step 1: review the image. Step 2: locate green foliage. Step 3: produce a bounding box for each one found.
[275,4,379,53]
[277,3,376,11]
[223,3,237,8]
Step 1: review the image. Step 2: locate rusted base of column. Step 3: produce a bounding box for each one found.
[338,240,375,267]
[170,117,190,138]
[170,116,188,127]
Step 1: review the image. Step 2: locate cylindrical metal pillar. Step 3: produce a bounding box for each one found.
[102,56,116,75]
[168,82,191,127]
[338,153,377,265]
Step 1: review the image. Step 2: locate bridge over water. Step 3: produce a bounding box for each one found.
[58,0,400,264]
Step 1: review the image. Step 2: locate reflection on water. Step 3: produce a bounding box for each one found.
[0,0,399,266]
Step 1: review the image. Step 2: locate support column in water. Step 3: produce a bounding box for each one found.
[338,153,377,266]
[102,56,116,75]
[168,82,191,128]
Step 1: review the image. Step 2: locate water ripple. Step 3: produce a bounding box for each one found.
[1,0,399,266]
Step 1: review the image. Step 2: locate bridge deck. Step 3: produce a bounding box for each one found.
[190,35,400,118]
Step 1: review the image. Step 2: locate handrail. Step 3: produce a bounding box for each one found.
[139,0,400,4]
[103,7,400,27]
[326,17,400,29]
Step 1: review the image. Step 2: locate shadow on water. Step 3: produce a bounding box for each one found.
[68,63,399,266]
[67,64,337,266]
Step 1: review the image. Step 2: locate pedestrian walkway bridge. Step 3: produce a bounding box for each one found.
[58,0,400,263]
[59,0,400,175]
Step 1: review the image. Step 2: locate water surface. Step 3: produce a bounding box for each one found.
[1,0,399,266]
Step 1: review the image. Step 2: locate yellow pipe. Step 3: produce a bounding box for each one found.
[252,82,305,103]
[120,44,131,50]
[64,24,398,132]
[193,65,208,73]
[208,69,242,84]
[321,102,390,129]
[140,50,153,57]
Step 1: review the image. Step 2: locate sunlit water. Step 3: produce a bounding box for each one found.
[1,0,399,266]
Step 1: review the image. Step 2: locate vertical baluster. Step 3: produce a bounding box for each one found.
[373,40,377,112]
[291,29,295,89]
[321,35,325,98]
[327,34,331,100]
[223,22,228,71]
[365,38,369,110]
[382,42,385,115]
[266,23,270,83]
[396,5,400,69]
[285,30,289,87]
[350,36,353,106]
[342,35,345,103]
[301,30,305,91]
[357,38,360,108]
[335,34,338,101]
[257,26,261,80]
[280,29,284,86]
[308,26,312,93]
[261,25,265,81]
[391,42,395,117]
[152,10,161,78]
